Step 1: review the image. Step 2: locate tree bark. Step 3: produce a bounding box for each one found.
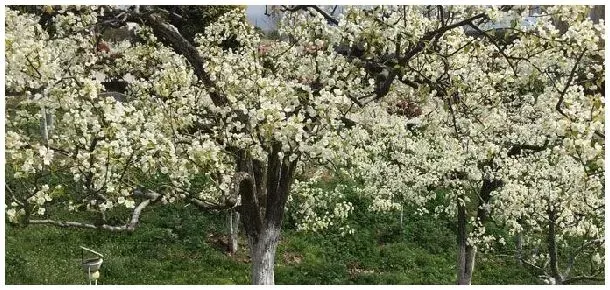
[228,209,240,254]
[457,178,502,284]
[40,106,54,145]
[547,208,563,284]
[249,224,280,285]
[456,209,478,285]
[463,245,477,284]
[456,196,470,285]
[589,5,604,24]
[236,147,298,284]
[515,232,523,264]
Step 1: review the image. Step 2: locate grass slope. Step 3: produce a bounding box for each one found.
[5,202,542,285]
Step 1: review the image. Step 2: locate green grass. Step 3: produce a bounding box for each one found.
[5,204,250,284]
[5,201,545,285]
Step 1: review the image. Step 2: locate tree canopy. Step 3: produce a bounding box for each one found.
[4,5,604,285]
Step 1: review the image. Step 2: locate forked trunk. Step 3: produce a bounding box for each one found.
[249,225,280,285]
[235,147,298,285]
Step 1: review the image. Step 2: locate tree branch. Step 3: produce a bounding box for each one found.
[189,198,237,211]
[282,5,338,25]
[398,12,488,64]
[507,139,550,157]
[556,50,586,119]
[309,5,339,25]
[30,189,161,232]
[137,7,228,107]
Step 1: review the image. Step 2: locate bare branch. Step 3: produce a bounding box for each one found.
[30,189,161,232]
[29,219,106,230]
[563,238,604,279]
[521,257,547,276]
[507,140,550,157]
[189,198,237,211]
[282,5,338,25]
[5,185,24,206]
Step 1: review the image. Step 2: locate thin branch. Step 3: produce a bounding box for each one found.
[521,257,547,275]
[29,219,104,230]
[282,5,338,25]
[189,198,237,211]
[330,5,338,15]
[5,185,24,206]
[29,203,141,232]
[556,50,586,119]
[29,189,161,232]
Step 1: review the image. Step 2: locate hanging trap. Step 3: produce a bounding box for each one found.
[80,246,104,285]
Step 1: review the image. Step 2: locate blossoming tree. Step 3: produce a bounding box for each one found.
[5,5,604,285]
[5,5,378,284]
[301,5,604,284]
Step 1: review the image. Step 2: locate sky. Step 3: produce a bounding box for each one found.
[246,5,276,31]
[245,5,347,32]
[245,5,542,33]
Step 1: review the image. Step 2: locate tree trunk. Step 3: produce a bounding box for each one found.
[515,232,523,264]
[456,196,470,285]
[457,178,502,284]
[249,225,280,285]
[227,210,240,254]
[589,5,605,24]
[457,210,478,285]
[547,208,563,284]
[40,106,51,145]
[235,146,298,285]
[399,206,404,228]
[463,245,477,284]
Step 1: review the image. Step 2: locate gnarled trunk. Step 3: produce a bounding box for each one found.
[236,147,298,285]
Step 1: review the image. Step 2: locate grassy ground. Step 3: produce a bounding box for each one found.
[5,201,543,285]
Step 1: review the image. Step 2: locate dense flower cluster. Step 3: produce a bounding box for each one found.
[317,5,605,279]
[4,5,604,282]
[288,171,354,234]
